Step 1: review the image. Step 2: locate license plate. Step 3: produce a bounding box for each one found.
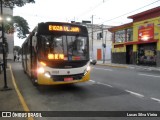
[64,77,73,82]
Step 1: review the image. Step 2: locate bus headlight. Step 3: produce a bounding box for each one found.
[37,67,45,74]
[87,65,91,71]
[84,65,91,75]
[44,72,51,78]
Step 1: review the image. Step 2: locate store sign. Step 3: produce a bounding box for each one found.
[138,23,154,41]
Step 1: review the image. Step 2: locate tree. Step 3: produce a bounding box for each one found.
[2,0,36,38]
[3,0,35,9]
[4,16,30,39]
[13,46,21,54]
[1,0,35,56]
[14,16,30,38]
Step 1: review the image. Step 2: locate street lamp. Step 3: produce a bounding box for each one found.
[0,0,11,91]
[6,17,11,22]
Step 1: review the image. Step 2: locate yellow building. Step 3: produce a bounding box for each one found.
[109,7,160,67]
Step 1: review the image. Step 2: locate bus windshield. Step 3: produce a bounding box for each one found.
[38,35,89,61]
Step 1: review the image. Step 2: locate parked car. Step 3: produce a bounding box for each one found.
[90,58,97,65]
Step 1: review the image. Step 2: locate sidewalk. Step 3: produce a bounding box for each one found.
[0,64,26,119]
[96,60,160,72]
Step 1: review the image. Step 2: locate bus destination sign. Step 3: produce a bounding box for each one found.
[49,25,80,32]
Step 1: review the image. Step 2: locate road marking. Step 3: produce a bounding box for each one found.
[139,73,160,78]
[9,65,34,120]
[97,82,113,87]
[151,97,160,103]
[89,80,113,87]
[89,80,96,83]
[129,67,135,69]
[125,90,144,98]
[94,67,113,71]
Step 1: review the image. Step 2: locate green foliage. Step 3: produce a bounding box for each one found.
[3,0,35,9]
[3,15,30,39]
[13,46,21,54]
[13,16,30,39]
[1,0,35,53]
[13,46,21,51]
[2,0,35,39]
[3,15,14,33]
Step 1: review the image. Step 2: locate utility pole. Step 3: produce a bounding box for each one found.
[91,15,94,59]
[101,24,105,64]
[0,0,11,91]
[91,15,94,58]
[104,30,107,63]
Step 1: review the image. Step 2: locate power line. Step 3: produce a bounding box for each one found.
[87,0,160,35]
[13,0,160,26]
[76,0,109,19]
[101,0,160,24]
[88,7,160,34]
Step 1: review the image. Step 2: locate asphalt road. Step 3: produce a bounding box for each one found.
[10,62,160,120]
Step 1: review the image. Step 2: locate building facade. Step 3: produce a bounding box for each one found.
[72,21,113,61]
[86,24,112,61]
[109,7,160,67]
[0,6,14,60]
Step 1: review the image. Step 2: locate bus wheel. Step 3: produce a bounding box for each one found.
[23,70,26,74]
[32,78,39,86]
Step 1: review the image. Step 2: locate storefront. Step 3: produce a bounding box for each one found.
[109,7,160,67]
[137,43,156,65]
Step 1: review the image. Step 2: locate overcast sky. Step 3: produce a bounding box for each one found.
[13,0,160,46]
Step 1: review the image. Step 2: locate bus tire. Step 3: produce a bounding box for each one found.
[32,78,39,86]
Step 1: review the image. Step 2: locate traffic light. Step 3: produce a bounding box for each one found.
[102,43,106,48]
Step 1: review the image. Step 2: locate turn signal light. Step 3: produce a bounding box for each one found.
[40,61,46,66]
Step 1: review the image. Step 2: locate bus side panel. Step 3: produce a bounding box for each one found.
[22,37,32,77]
[26,54,32,76]
[22,43,28,73]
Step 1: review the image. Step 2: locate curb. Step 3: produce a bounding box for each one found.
[96,63,160,72]
[9,64,34,120]
[97,63,128,68]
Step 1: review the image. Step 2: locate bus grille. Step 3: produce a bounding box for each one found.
[51,73,84,82]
